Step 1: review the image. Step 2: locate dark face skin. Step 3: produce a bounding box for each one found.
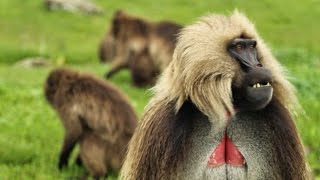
[45,72,60,104]
[228,38,273,111]
[45,69,72,105]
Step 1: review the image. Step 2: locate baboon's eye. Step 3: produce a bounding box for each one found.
[236,44,243,52]
[250,41,257,49]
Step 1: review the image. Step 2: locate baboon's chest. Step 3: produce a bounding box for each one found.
[177,115,275,180]
[176,120,245,180]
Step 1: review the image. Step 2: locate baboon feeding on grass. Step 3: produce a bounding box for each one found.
[99,10,182,86]
[44,68,137,178]
[120,11,309,179]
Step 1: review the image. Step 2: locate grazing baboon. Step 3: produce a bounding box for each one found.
[99,10,182,86]
[120,11,310,179]
[44,68,137,178]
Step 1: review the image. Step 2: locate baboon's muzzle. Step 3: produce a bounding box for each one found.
[232,65,273,111]
[244,66,273,109]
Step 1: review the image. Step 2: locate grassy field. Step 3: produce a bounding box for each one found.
[0,0,319,179]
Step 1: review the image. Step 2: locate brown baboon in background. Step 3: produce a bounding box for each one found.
[99,10,182,86]
[44,68,137,179]
[120,11,310,179]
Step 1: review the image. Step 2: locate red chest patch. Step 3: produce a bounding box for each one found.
[207,132,246,167]
[207,113,246,167]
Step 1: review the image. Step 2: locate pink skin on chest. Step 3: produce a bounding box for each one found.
[207,113,246,167]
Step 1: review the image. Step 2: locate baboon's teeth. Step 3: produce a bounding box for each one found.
[252,82,271,88]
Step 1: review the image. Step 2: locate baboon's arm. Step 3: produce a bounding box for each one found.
[58,118,83,170]
[105,57,128,79]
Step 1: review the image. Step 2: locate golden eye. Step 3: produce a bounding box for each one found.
[250,44,255,49]
[236,45,243,51]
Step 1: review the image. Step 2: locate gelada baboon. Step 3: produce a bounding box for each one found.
[120,11,310,179]
[99,10,182,86]
[44,68,137,178]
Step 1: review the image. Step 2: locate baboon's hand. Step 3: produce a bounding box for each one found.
[75,154,83,167]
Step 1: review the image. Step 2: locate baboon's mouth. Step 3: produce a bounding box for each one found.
[232,67,273,110]
[250,82,271,88]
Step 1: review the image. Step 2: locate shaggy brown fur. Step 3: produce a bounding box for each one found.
[129,47,159,87]
[120,11,310,179]
[44,68,137,178]
[99,10,182,86]
[99,31,115,63]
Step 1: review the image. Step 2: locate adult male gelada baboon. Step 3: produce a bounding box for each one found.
[99,10,182,86]
[120,11,309,179]
[44,68,137,179]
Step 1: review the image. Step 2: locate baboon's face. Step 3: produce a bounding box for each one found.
[45,70,62,104]
[228,38,273,111]
[44,69,72,104]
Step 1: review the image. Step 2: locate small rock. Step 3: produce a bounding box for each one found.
[15,57,51,68]
[43,0,103,15]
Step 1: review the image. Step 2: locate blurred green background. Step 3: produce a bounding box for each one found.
[0,0,319,179]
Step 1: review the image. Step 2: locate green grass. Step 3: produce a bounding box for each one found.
[0,0,319,179]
